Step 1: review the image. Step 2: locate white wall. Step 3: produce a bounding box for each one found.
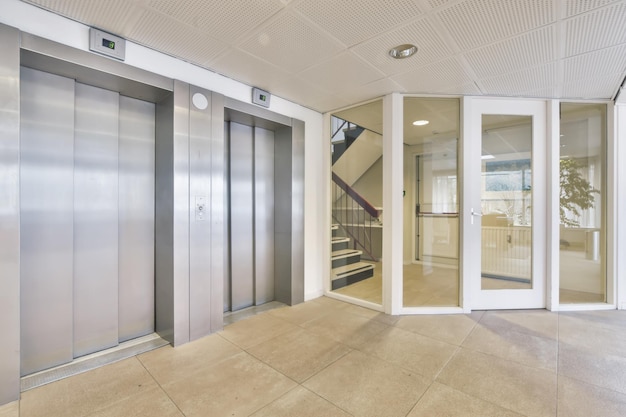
[0,0,326,300]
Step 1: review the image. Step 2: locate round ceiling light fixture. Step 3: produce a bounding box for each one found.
[389,44,418,59]
[412,120,429,126]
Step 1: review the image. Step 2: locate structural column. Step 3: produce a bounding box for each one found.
[0,23,20,404]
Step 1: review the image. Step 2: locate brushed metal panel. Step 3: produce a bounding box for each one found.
[223,121,231,313]
[290,119,305,305]
[0,23,20,404]
[229,122,254,311]
[20,67,75,375]
[189,87,212,341]
[118,95,155,342]
[73,83,119,358]
[155,92,175,344]
[21,32,173,99]
[172,80,190,346]
[210,93,225,332]
[273,126,292,304]
[254,127,275,305]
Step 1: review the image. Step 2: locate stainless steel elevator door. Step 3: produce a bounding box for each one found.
[118,96,155,342]
[20,67,156,375]
[73,83,120,358]
[226,122,275,312]
[20,67,75,376]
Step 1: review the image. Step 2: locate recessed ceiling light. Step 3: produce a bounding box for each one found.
[481,154,495,160]
[412,120,429,126]
[389,44,418,59]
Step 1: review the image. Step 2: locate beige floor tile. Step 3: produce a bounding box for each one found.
[560,310,626,332]
[558,376,626,417]
[250,386,352,417]
[407,382,524,417]
[0,401,18,417]
[462,321,557,371]
[267,301,337,325]
[437,348,557,417]
[219,312,298,349]
[479,310,558,340]
[558,344,626,395]
[309,296,351,309]
[301,309,388,349]
[359,326,458,380]
[162,351,297,417]
[559,314,626,358]
[20,358,157,417]
[138,333,241,385]
[85,386,183,417]
[304,350,430,417]
[396,312,483,345]
[248,328,351,383]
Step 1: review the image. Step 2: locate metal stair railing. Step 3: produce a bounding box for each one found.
[332,172,381,261]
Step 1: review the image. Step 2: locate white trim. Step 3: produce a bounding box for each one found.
[323,292,385,312]
[460,96,473,313]
[400,307,465,315]
[467,98,547,310]
[554,303,616,312]
[383,93,404,315]
[547,100,560,310]
[606,102,616,306]
[615,104,626,309]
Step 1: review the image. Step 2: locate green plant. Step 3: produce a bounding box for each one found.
[560,158,598,227]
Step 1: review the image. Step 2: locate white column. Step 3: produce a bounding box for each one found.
[383,93,403,314]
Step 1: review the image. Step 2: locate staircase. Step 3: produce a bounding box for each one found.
[331,224,374,290]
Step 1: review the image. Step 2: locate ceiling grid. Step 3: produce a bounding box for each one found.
[19,0,626,112]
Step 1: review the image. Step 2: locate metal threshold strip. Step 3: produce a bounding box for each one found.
[21,333,169,392]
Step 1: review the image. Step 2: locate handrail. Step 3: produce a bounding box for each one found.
[332,172,380,219]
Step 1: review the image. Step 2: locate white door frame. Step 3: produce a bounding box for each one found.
[463,97,547,310]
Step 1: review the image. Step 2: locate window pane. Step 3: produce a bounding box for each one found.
[403,97,460,307]
[559,103,606,303]
[330,100,383,304]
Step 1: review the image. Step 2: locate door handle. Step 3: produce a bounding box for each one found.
[471,208,483,225]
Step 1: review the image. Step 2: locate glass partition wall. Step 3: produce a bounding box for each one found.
[330,100,383,305]
[403,97,460,307]
[559,103,606,304]
[328,96,610,312]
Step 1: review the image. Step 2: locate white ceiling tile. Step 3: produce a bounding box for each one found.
[294,0,425,46]
[464,26,555,78]
[565,0,623,17]
[340,78,406,105]
[479,63,558,96]
[351,17,455,76]
[22,0,143,36]
[563,44,626,81]
[298,52,386,93]
[426,0,457,9]
[268,76,335,107]
[146,0,285,43]
[210,48,290,91]
[128,10,227,65]
[561,73,623,99]
[437,0,554,50]
[565,2,626,56]
[238,12,344,74]
[392,57,475,92]
[440,82,483,95]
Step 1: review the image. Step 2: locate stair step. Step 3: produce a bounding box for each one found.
[331,262,374,290]
[331,237,350,251]
[331,249,362,269]
[331,224,339,230]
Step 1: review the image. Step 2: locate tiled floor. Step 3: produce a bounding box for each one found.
[5,297,626,417]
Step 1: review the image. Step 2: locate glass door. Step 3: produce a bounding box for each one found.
[465,99,546,309]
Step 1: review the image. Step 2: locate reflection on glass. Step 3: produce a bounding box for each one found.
[330,100,383,304]
[403,98,459,307]
[481,115,532,290]
[559,103,605,303]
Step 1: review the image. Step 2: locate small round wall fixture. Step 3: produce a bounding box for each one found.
[192,92,209,110]
[412,120,429,126]
[389,44,418,59]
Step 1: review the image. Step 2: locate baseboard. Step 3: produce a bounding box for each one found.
[305,288,324,301]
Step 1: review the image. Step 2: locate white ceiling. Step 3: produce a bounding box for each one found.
[21,0,626,113]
